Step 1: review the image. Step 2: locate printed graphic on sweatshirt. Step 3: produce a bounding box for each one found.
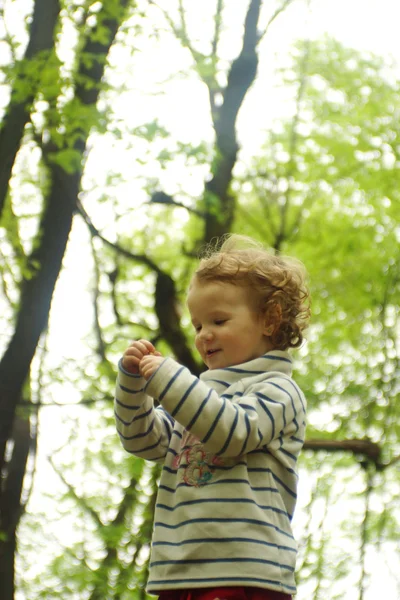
[172,431,227,487]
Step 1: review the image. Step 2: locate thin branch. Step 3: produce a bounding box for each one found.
[304,438,382,467]
[381,454,400,470]
[18,396,113,407]
[48,455,104,529]
[0,246,16,309]
[177,0,206,64]
[274,38,310,251]
[89,236,108,362]
[20,331,49,511]
[236,202,270,239]
[211,0,224,58]
[150,191,206,218]
[359,467,373,600]
[257,0,297,44]
[114,464,161,597]
[148,0,205,65]
[314,487,330,600]
[76,199,163,274]
[108,266,123,326]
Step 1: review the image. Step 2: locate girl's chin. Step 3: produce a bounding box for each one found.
[205,351,226,368]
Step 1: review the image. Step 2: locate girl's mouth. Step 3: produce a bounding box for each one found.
[207,349,220,356]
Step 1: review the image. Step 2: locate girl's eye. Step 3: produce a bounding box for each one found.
[214,319,226,326]
[194,325,202,332]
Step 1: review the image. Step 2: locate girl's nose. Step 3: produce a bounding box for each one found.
[200,327,213,341]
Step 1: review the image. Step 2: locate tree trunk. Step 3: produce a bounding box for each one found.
[0,414,31,600]
[0,0,60,217]
[0,0,130,594]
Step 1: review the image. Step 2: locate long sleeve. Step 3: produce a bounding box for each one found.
[131,351,306,595]
[145,356,305,459]
[114,360,174,461]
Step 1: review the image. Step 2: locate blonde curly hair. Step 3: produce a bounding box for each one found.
[193,235,310,350]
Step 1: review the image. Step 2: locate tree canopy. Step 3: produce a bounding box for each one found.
[0,1,399,599]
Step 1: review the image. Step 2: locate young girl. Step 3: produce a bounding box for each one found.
[115,235,310,600]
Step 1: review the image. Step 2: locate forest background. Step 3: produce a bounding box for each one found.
[0,0,399,599]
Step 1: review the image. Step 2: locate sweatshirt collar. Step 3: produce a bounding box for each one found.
[200,350,293,392]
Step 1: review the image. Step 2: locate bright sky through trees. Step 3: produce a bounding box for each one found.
[1,0,399,598]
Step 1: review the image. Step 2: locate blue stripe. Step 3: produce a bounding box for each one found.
[171,430,182,439]
[222,392,244,399]
[280,447,297,461]
[118,418,155,440]
[158,407,175,425]
[156,497,287,516]
[160,479,279,492]
[152,536,296,552]
[269,381,297,418]
[129,406,153,422]
[286,467,298,479]
[166,448,178,456]
[271,471,297,499]
[256,397,275,439]
[239,412,251,455]
[223,368,267,375]
[159,484,176,493]
[257,428,263,445]
[114,411,134,426]
[127,435,163,454]
[286,378,306,412]
[263,354,292,363]
[291,435,303,444]
[148,576,295,592]
[148,454,166,461]
[161,416,172,442]
[171,379,198,417]
[150,557,294,571]
[239,403,257,411]
[202,398,226,444]
[154,517,294,539]
[187,388,212,429]
[217,406,239,455]
[245,463,297,499]
[118,383,143,394]
[163,461,248,475]
[158,366,185,401]
[256,392,287,427]
[115,398,141,410]
[205,378,230,387]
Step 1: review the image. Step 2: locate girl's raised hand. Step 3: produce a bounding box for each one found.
[139,354,164,380]
[122,339,161,374]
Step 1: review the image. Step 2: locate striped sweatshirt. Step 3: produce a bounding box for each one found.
[114,351,306,595]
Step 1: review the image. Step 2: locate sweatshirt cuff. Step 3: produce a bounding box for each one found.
[118,358,146,391]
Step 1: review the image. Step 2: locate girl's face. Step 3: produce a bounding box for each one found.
[187,278,274,370]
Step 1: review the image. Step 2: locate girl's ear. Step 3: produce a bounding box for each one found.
[263,303,282,336]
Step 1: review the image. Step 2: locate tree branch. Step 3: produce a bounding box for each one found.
[0,0,130,523]
[150,191,206,218]
[76,199,163,273]
[304,438,382,466]
[89,236,108,362]
[203,0,262,241]
[257,0,297,44]
[48,456,104,529]
[0,0,61,219]
[274,38,310,252]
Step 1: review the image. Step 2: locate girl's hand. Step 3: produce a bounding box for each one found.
[122,340,161,374]
[139,354,164,380]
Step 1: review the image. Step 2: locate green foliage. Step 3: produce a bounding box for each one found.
[3,2,400,598]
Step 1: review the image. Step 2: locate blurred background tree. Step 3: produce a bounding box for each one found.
[0,1,399,599]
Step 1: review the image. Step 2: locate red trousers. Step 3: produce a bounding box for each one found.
[158,587,292,600]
